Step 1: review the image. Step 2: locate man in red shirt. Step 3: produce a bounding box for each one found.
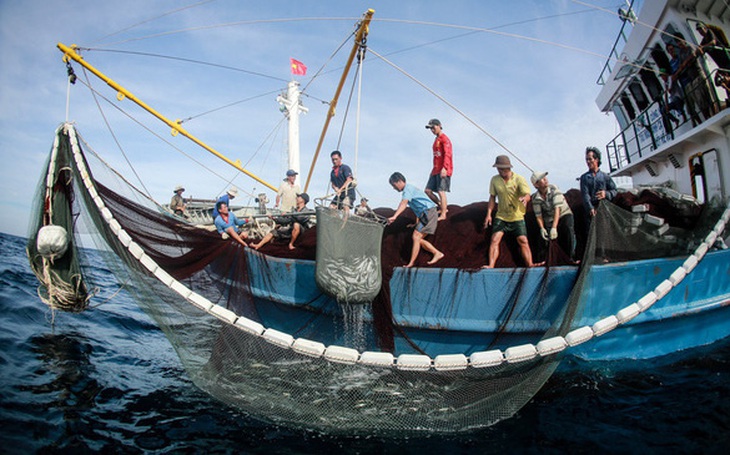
[424,118,453,220]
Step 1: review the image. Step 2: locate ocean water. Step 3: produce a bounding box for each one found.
[1,231,729,454]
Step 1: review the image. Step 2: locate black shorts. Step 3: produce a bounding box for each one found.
[426,174,451,192]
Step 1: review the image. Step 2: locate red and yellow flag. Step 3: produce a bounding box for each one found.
[290,58,307,76]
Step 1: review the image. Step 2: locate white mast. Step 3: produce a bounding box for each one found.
[277,80,308,174]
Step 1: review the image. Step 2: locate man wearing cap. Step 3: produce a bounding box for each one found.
[484,155,534,268]
[531,171,576,263]
[580,146,617,229]
[696,22,730,71]
[212,186,239,219]
[330,150,356,210]
[424,118,453,221]
[252,193,313,251]
[276,169,301,213]
[170,185,187,217]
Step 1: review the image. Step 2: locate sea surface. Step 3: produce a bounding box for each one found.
[1,231,729,454]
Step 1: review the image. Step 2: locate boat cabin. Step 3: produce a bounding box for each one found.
[596,0,730,205]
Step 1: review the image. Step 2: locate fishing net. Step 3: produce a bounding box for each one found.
[27,123,729,434]
[26,129,93,312]
[315,206,384,304]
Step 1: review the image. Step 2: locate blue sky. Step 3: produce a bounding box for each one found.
[0,0,632,237]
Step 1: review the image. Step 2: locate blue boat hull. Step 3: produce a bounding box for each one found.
[245,248,730,361]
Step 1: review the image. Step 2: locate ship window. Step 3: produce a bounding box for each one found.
[650,44,672,75]
[628,80,649,111]
[661,24,684,46]
[620,93,636,120]
[639,67,663,101]
[611,103,629,130]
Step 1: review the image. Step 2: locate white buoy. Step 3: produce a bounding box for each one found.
[37,225,68,260]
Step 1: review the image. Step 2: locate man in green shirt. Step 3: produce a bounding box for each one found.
[483,155,534,268]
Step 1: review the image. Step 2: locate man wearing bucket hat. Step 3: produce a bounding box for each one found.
[483,155,534,268]
[424,118,453,221]
[530,171,576,263]
[275,169,300,213]
[170,185,187,218]
[212,186,239,219]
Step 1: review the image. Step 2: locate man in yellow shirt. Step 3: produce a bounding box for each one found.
[483,155,534,268]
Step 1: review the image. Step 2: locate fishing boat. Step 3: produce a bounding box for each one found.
[26,1,730,434]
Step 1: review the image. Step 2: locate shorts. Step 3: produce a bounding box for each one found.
[491,218,527,237]
[272,225,294,240]
[332,192,353,209]
[417,207,439,235]
[426,174,451,193]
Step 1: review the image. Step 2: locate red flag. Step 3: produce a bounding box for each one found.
[290,58,307,76]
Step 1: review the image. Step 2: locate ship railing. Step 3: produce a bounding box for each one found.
[606,67,727,173]
[596,0,636,86]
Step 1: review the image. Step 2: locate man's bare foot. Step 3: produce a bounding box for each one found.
[438,210,448,221]
[534,261,546,267]
[481,264,494,269]
[403,263,414,268]
[288,244,296,250]
[427,251,444,265]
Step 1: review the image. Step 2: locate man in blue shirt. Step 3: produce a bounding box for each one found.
[212,186,239,219]
[214,201,249,248]
[329,151,356,210]
[387,172,444,268]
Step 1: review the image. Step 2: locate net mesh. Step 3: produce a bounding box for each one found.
[27,123,727,434]
[26,130,92,312]
[315,206,384,304]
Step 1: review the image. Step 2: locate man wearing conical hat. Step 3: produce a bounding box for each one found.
[212,186,239,219]
[170,185,187,218]
[483,155,533,268]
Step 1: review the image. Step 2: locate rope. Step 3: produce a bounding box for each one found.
[368,47,532,171]
[70,79,259,201]
[81,66,154,199]
[90,0,218,46]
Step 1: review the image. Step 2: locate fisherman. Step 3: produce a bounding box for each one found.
[275,169,300,213]
[214,201,249,248]
[424,118,453,221]
[330,150,356,210]
[212,186,238,219]
[354,197,375,218]
[170,185,187,217]
[580,146,617,234]
[252,193,313,250]
[388,172,444,268]
[530,171,576,263]
[483,155,534,268]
